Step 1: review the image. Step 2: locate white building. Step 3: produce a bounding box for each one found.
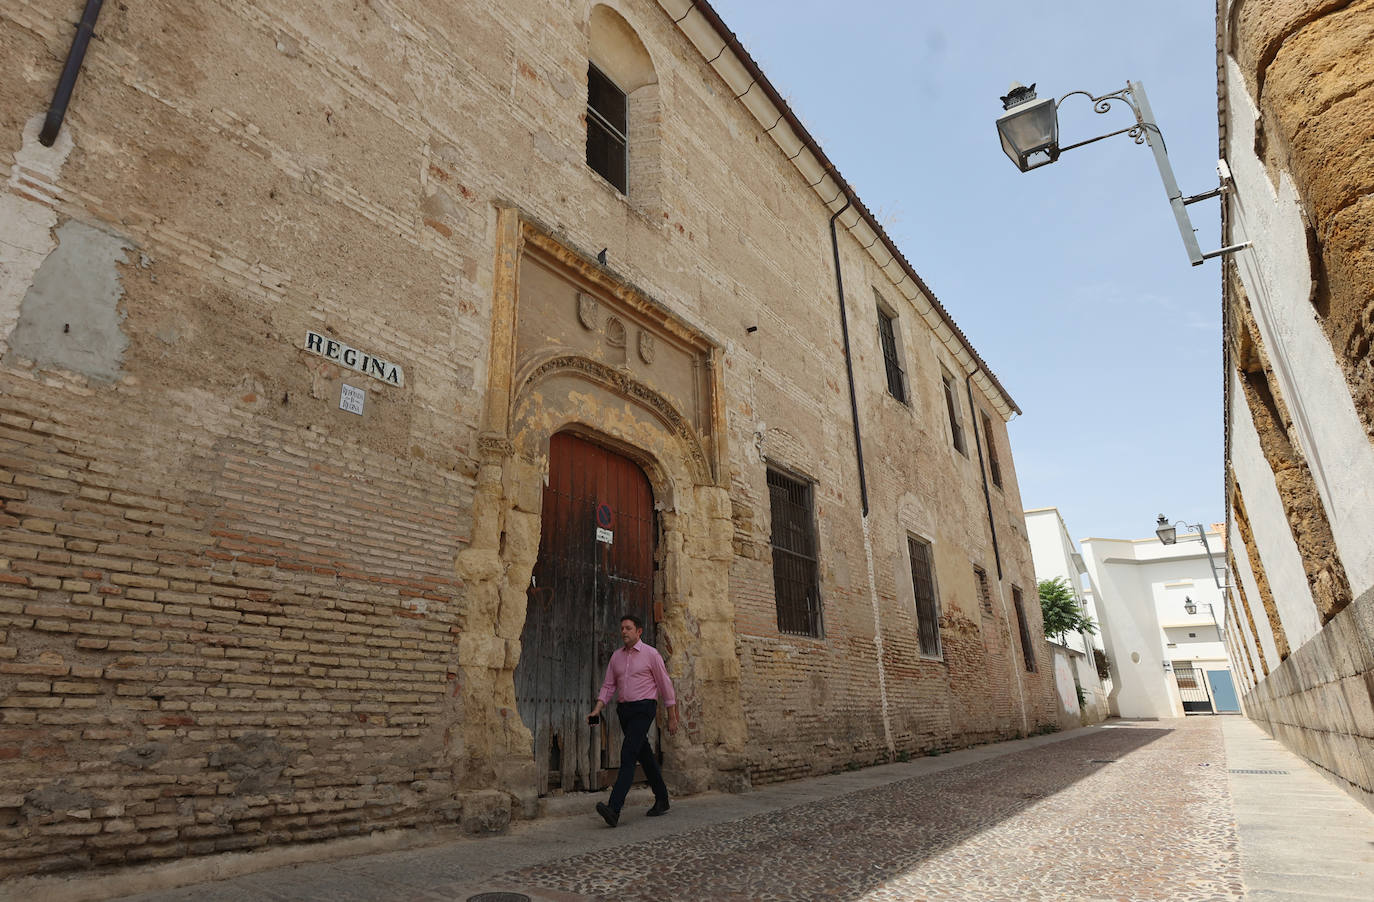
[1079,525,1239,719]
[1024,508,1110,723]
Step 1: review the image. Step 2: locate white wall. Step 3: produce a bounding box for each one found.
[1025,508,1109,719]
[1224,59,1374,601]
[1080,527,1241,719]
[1079,537,1180,719]
[1025,509,1099,653]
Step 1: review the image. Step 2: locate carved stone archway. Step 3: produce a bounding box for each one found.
[453,210,747,813]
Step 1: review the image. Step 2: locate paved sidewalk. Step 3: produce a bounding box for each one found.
[1223,717,1374,901]
[13,717,1374,901]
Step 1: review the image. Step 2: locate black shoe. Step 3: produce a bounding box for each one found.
[595,802,619,827]
[646,799,670,817]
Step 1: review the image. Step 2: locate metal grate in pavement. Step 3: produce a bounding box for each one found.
[468,894,532,902]
[1228,769,1289,774]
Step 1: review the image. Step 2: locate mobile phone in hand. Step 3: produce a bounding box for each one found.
[587,713,600,725]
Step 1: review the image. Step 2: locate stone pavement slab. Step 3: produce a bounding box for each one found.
[1223,716,1374,901]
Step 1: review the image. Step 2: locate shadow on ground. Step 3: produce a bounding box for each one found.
[497,724,1176,901]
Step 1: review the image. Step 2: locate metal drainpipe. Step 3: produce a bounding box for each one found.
[965,370,1002,579]
[829,196,892,749]
[829,198,868,516]
[39,0,105,147]
[967,368,1027,732]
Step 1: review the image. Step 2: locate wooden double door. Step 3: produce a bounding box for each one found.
[515,432,657,795]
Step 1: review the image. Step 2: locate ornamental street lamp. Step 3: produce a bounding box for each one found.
[1156,514,1230,590]
[1183,595,1224,642]
[996,80,1250,266]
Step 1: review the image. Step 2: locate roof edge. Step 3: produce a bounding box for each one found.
[658,0,1022,417]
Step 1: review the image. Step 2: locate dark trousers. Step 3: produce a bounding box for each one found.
[608,699,668,812]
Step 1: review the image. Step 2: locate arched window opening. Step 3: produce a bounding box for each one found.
[587,62,628,192]
[587,5,660,207]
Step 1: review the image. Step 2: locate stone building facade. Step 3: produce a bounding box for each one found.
[1219,0,1374,810]
[0,0,1058,878]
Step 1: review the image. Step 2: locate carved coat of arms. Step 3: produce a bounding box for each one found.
[577,293,600,331]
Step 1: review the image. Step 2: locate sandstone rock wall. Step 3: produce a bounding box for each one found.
[1230,0,1374,445]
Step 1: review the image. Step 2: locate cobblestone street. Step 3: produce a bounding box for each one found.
[501,720,1235,901]
[30,718,1372,902]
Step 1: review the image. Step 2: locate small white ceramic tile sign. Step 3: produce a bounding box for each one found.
[339,383,366,415]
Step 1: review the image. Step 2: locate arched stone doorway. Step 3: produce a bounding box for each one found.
[454,211,748,813]
[515,431,657,795]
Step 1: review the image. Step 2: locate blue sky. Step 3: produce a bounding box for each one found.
[707,0,1225,542]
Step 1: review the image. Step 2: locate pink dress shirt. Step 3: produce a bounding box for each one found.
[597,640,676,707]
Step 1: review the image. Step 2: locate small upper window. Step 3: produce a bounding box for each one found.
[941,370,967,456]
[981,410,1002,487]
[586,63,628,192]
[877,306,907,403]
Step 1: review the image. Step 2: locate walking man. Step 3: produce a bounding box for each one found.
[588,613,678,827]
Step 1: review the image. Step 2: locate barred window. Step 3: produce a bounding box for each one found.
[767,468,822,637]
[877,306,906,403]
[1013,585,1037,672]
[586,63,628,192]
[942,371,967,456]
[981,411,1002,487]
[908,537,941,657]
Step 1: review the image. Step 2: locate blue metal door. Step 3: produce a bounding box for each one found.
[1207,669,1241,712]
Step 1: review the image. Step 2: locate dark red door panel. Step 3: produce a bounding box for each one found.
[515,432,655,795]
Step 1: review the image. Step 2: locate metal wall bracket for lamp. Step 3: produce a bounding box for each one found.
[1156,514,1232,590]
[996,81,1251,267]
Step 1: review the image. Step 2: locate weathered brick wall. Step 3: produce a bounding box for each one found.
[2,0,492,877]
[1,0,1053,876]
[0,374,472,875]
[730,235,1057,781]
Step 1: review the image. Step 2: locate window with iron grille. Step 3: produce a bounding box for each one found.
[908,537,941,657]
[941,371,967,456]
[981,411,1002,487]
[767,468,822,637]
[1012,585,1037,671]
[876,306,906,403]
[586,63,628,192]
[974,566,993,616]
